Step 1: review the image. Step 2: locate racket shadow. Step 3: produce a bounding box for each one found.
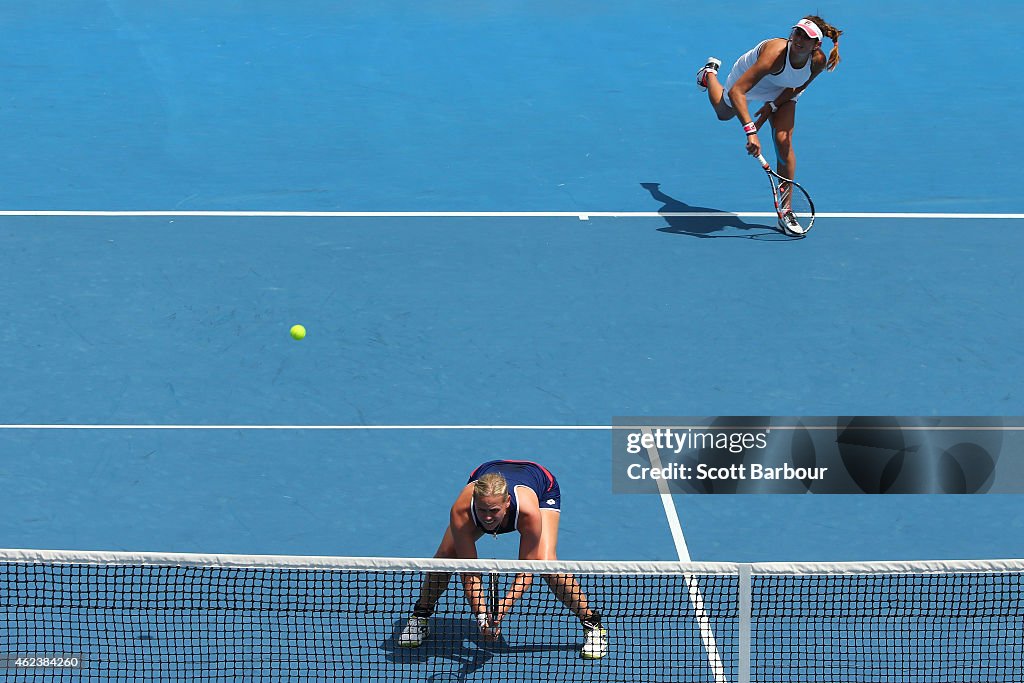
[640,183,788,240]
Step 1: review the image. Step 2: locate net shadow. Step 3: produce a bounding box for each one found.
[640,183,790,240]
[382,617,580,682]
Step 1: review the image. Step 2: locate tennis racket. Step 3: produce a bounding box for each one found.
[487,572,500,637]
[755,153,815,236]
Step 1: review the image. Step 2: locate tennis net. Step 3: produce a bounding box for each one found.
[0,549,1021,682]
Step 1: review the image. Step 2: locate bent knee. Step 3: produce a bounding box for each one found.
[774,130,794,154]
[710,95,735,122]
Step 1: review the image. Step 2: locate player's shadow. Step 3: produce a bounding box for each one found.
[641,183,787,240]
[383,617,581,682]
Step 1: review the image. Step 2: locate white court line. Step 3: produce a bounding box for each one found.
[640,427,728,683]
[0,424,617,430]
[2,424,1019,430]
[639,428,691,562]
[1,210,1023,219]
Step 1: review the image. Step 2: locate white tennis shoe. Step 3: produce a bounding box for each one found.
[581,623,609,660]
[779,211,806,237]
[398,616,430,647]
[696,57,721,91]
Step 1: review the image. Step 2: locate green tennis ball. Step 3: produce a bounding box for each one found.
[290,324,306,340]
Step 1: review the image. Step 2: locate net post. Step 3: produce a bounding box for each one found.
[737,563,752,683]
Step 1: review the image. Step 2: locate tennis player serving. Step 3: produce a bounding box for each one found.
[696,15,842,234]
[398,460,608,660]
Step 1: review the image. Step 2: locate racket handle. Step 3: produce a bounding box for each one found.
[488,572,499,622]
[755,154,771,170]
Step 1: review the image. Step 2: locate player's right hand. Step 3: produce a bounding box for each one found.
[745,133,761,157]
[477,613,501,641]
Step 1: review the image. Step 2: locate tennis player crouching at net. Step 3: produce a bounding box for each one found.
[398,460,608,660]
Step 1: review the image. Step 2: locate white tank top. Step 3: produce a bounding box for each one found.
[723,39,812,105]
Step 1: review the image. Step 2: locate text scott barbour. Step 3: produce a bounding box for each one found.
[627,462,829,482]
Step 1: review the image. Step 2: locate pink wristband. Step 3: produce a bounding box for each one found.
[742,121,757,136]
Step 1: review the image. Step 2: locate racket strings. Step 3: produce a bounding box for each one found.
[779,181,793,212]
[778,180,812,220]
[760,157,815,233]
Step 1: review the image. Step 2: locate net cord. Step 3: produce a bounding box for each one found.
[1,548,1022,576]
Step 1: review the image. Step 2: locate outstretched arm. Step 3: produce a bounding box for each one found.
[447,491,493,619]
[727,39,787,156]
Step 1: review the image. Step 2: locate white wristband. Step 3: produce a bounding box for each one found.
[742,121,757,136]
[476,613,490,630]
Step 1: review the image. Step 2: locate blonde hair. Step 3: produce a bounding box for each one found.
[473,473,508,498]
[804,15,843,72]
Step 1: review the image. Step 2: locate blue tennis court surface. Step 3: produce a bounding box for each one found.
[2,3,1023,681]
[1,0,1023,608]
